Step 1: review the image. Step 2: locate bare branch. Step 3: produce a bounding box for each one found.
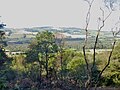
[95,37,116,89]
[83,0,95,89]
[84,0,95,70]
[104,11,112,21]
[85,0,95,26]
[94,28,120,89]
[84,0,90,5]
[83,0,95,62]
[100,8,104,20]
[115,30,120,36]
[91,7,112,72]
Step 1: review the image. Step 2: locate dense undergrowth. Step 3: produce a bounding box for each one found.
[0,31,120,90]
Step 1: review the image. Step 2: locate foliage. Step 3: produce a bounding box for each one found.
[1,30,120,89]
[112,43,120,61]
[99,43,120,87]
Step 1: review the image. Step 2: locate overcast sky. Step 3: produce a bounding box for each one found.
[0,0,120,30]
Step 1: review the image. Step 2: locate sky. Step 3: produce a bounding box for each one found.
[0,0,120,30]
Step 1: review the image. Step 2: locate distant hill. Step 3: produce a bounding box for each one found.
[1,26,120,51]
[2,26,114,37]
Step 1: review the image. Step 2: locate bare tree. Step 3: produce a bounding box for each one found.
[83,0,120,90]
[83,0,95,89]
[94,16,120,89]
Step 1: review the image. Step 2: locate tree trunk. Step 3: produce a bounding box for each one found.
[38,60,42,84]
[45,50,49,79]
[60,49,63,79]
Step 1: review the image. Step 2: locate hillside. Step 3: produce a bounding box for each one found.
[1,27,119,51]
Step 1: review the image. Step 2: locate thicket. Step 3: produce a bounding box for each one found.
[0,31,120,90]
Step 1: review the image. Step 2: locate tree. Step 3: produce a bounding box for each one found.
[55,33,65,79]
[0,20,7,65]
[82,0,120,89]
[26,31,58,80]
[36,31,58,79]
